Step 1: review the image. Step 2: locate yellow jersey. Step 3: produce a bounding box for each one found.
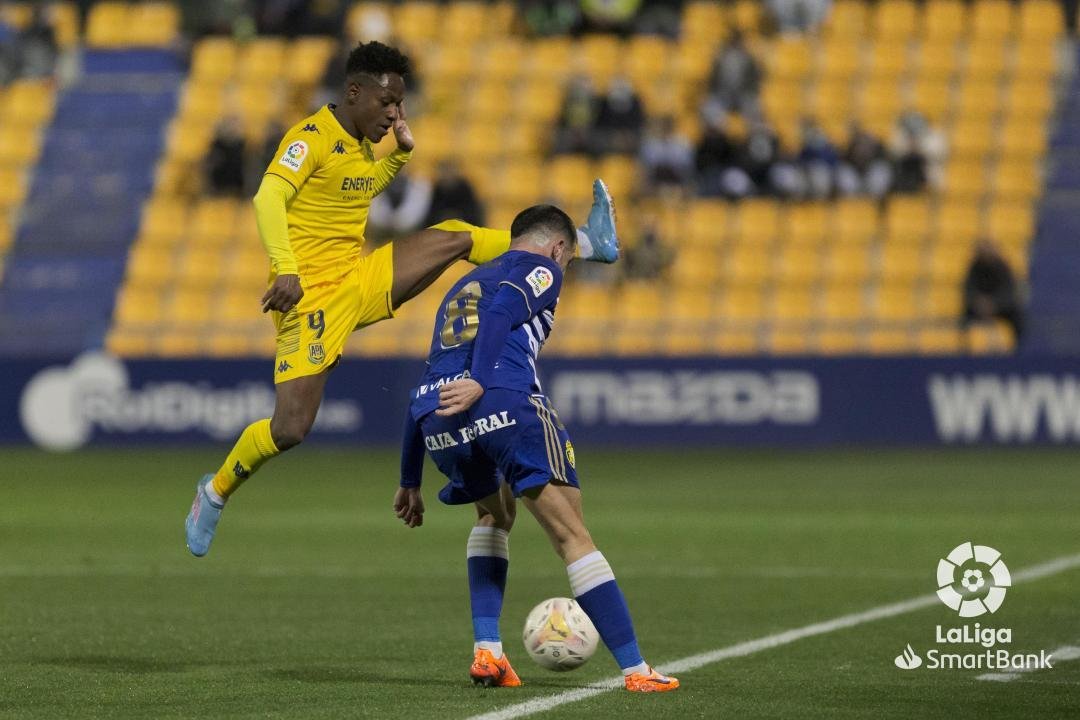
[264,104,411,285]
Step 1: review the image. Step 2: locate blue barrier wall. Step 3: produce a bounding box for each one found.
[5,353,1080,449]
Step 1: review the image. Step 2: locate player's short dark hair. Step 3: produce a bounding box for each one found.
[511,205,577,249]
[346,41,410,80]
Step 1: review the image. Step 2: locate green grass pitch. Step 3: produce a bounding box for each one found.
[1,447,1078,719]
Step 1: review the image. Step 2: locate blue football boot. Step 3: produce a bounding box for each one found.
[579,178,620,263]
[185,474,224,557]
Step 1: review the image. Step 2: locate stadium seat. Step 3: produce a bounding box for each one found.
[873,282,920,321]
[865,328,913,354]
[911,77,952,122]
[935,201,981,244]
[784,203,829,246]
[394,2,441,45]
[833,199,879,244]
[999,119,1048,158]
[1014,40,1057,79]
[922,0,967,41]
[681,1,726,45]
[950,119,995,157]
[770,38,814,82]
[985,201,1035,246]
[913,41,960,81]
[776,246,821,286]
[916,326,964,354]
[85,2,127,47]
[1019,0,1065,39]
[772,287,816,324]
[873,0,918,40]
[819,39,861,81]
[733,200,781,245]
[821,283,866,322]
[963,40,1008,81]
[971,0,1015,40]
[967,321,1015,354]
[992,159,1041,200]
[925,284,963,319]
[943,160,987,199]
[928,242,974,283]
[127,3,180,47]
[824,0,868,38]
[817,327,860,354]
[879,244,924,281]
[867,41,909,81]
[718,283,766,323]
[884,196,932,243]
[767,327,812,354]
[824,244,872,282]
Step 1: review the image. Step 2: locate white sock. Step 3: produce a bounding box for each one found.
[576,228,595,260]
[203,481,226,507]
[622,661,649,676]
[474,641,503,659]
[466,526,509,559]
[566,550,615,596]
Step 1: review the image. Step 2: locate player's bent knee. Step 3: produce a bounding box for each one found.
[269,416,313,450]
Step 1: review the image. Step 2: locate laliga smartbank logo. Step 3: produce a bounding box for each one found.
[894,543,1054,673]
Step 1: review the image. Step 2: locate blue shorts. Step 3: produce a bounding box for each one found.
[418,388,580,505]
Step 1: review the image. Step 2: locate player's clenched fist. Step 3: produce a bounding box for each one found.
[393,486,424,528]
[261,274,304,313]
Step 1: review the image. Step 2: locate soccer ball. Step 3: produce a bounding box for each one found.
[522,597,598,671]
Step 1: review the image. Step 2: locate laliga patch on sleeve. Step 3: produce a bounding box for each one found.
[525,266,554,297]
[278,140,308,171]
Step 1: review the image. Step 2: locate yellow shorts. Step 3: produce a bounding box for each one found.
[272,243,395,384]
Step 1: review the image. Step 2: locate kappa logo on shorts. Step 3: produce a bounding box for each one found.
[277,360,292,374]
[565,439,576,468]
[279,140,308,171]
[308,342,325,365]
[526,266,554,297]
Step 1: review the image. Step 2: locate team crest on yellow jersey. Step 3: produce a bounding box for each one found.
[565,439,576,468]
[308,342,325,365]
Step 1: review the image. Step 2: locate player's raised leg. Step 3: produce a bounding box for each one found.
[467,483,522,687]
[185,372,328,556]
[522,482,679,692]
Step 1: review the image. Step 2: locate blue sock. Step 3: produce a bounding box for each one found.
[567,550,646,672]
[467,527,509,653]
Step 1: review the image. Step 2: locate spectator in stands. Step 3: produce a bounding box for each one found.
[889,110,946,193]
[579,0,643,36]
[701,30,761,121]
[15,6,58,80]
[836,122,893,199]
[255,0,345,37]
[796,117,839,200]
[519,0,582,36]
[553,74,600,155]
[206,115,247,197]
[695,112,752,199]
[368,169,433,239]
[594,75,646,155]
[962,239,1024,343]
[639,116,695,192]
[737,121,801,198]
[766,0,833,34]
[633,0,683,38]
[422,159,485,228]
[623,220,673,280]
[251,119,286,193]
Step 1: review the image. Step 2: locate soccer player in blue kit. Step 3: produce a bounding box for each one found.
[393,204,679,693]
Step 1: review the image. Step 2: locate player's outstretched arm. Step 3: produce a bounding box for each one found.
[395,408,426,527]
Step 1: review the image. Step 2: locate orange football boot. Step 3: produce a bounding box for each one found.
[624,666,680,693]
[470,648,523,687]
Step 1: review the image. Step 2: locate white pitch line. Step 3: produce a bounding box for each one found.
[976,646,1080,683]
[465,551,1080,720]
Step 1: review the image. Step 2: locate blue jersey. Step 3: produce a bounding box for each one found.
[409,250,562,420]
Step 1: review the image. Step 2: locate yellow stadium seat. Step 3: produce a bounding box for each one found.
[821,283,866,322]
[1014,39,1057,78]
[950,119,995,157]
[671,287,716,324]
[867,42,909,81]
[776,246,821,285]
[673,40,715,83]
[942,160,987,199]
[527,38,573,81]
[922,0,967,41]
[663,328,711,356]
[85,2,127,48]
[518,77,563,121]
[681,1,726,45]
[220,289,261,324]
[912,40,960,81]
[127,3,180,47]
[967,321,1015,354]
[715,328,760,355]
[580,36,622,87]
[141,199,189,242]
[345,3,394,42]
[114,287,164,327]
[926,283,963,319]
[618,283,664,324]
[810,79,855,124]
[394,2,441,45]
[0,169,28,207]
[772,287,816,324]
[825,245,872,282]
[879,244,924,282]
[1019,0,1065,39]
[916,326,964,354]
[770,38,814,81]
[718,283,766,323]
[1000,119,1048,158]
[873,0,918,39]
[177,248,225,288]
[733,199,780,245]
[287,37,336,86]
[762,81,805,125]
[885,196,931,243]
[167,289,213,326]
[767,327,812,354]
[238,39,287,80]
[443,2,489,41]
[834,199,880,244]
[911,77,952,123]
[963,40,1008,81]
[935,200,981,243]
[673,247,721,286]
[49,3,79,48]
[613,326,665,355]
[156,331,203,357]
[479,40,525,82]
[126,246,175,286]
[971,0,1015,40]
[824,0,868,38]
[106,329,153,357]
[725,245,771,284]
[856,80,903,127]
[866,328,913,354]
[1005,81,1054,119]
[544,156,593,204]
[4,79,54,126]
[191,199,239,244]
[815,328,859,354]
[819,40,861,81]
[992,159,1041,200]
[928,242,972,282]
[731,0,763,33]
[207,332,258,358]
[785,203,829,246]
[625,36,672,88]
[956,80,1000,118]
[596,156,638,200]
[985,201,1035,245]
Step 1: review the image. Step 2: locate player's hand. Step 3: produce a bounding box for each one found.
[393,486,424,528]
[392,101,414,152]
[261,274,303,313]
[436,378,484,416]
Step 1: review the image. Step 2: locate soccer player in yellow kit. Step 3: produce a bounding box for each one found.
[185,41,620,556]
